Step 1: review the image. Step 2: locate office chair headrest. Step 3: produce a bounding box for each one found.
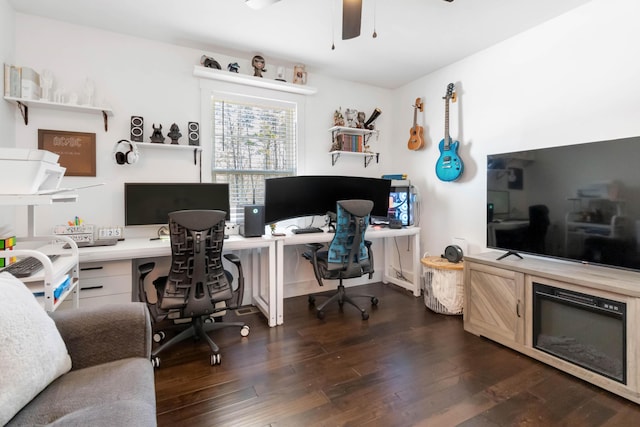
[337,199,374,217]
[169,209,227,231]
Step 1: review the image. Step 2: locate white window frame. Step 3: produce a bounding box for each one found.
[199,79,307,221]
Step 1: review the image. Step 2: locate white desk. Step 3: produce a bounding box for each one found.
[41,235,278,326]
[274,226,421,325]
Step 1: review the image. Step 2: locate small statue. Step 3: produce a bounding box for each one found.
[344,108,357,127]
[227,62,240,73]
[167,123,182,145]
[252,55,266,78]
[356,111,366,128]
[150,124,165,144]
[293,64,307,85]
[333,108,345,127]
[201,55,221,69]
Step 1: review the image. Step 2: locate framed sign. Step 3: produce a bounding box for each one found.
[38,129,96,176]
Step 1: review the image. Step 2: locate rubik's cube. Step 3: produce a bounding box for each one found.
[0,236,16,268]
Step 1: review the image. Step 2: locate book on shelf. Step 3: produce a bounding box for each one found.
[20,67,41,100]
[4,64,22,98]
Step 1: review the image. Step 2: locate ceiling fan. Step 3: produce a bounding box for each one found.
[341,0,454,41]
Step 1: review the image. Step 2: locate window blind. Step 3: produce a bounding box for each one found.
[211,97,297,220]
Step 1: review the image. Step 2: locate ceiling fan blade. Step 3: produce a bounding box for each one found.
[342,0,362,40]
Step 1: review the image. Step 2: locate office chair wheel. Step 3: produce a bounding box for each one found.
[316,310,325,320]
[361,311,369,320]
[153,331,166,343]
[308,295,316,305]
[371,297,379,306]
[151,356,160,368]
[210,353,221,366]
[240,325,250,337]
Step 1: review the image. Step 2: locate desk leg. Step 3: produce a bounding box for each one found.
[381,232,421,297]
[250,244,278,327]
[276,240,284,325]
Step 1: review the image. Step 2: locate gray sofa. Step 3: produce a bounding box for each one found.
[6,303,157,426]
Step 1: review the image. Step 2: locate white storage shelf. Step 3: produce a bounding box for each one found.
[328,126,379,167]
[0,193,80,311]
[1,238,80,311]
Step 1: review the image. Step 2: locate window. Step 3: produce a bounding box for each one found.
[211,95,297,221]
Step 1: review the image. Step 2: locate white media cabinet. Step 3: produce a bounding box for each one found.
[464,251,640,404]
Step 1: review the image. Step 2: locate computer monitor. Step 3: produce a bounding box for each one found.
[124,183,230,226]
[264,175,391,224]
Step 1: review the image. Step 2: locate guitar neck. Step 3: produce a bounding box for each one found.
[444,100,450,148]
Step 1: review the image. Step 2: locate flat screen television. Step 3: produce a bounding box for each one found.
[487,136,640,271]
[125,183,230,226]
[264,175,391,224]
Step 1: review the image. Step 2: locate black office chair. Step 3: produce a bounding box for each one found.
[526,204,550,253]
[139,210,250,367]
[303,199,378,320]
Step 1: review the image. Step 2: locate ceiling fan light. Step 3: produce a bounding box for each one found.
[342,0,362,40]
[244,0,281,10]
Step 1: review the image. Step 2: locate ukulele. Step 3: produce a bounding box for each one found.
[407,97,425,150]
[435,83,464,181]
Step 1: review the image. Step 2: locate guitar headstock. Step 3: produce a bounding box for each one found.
[414,97,424,112]
[444,83,457,103]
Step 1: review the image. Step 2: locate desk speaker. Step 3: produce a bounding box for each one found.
[188,122,199,146]
[240,205,265,237]
[130,116,144,142]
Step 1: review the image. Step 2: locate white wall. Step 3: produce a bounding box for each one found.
[390,0,640,259]
[0,0,16,228]
[9,12,394,296]
[12,13,393,239]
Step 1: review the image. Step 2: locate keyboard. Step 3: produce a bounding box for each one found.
[292,227,324,234]
[1,255,60,278]
[63,238,118,249]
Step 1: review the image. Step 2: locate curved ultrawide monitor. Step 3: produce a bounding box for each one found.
[264,175,391,224]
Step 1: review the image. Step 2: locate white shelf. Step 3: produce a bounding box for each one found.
[4,96,113,131]
[328,126,378,136]
[193,65,317,96]
[135,142,202,152]
[0,193,78,206]
[328,150,379,167]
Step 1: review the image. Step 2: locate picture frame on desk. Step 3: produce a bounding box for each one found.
[38,129,96,176]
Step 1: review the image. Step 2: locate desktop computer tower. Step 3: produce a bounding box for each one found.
[240,205,265,237]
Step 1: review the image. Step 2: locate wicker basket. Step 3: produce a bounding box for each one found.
[421,256,464,315]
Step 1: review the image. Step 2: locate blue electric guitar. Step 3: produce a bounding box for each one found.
[435,83,464,181]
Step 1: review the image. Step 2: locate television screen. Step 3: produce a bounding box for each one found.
[125,183,230,226]
[264,175,391,224]
[487,136,640,271]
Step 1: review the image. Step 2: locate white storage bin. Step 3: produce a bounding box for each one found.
[421,256,464,315]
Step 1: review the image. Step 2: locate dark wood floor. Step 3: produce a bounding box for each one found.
[154,283,640,426]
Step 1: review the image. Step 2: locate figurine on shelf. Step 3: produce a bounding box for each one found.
[201,55,221,69]
[356,111,366,128]
[345,108,357,127]
[150,124,165,144]
[333,108,345,127]
[252,55,266,78]
[227,62,240,73]
[40,69,54,102]
[167,123,182,144]
[293,64,307,85]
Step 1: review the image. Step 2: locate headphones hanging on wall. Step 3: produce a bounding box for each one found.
[113,139,139,165]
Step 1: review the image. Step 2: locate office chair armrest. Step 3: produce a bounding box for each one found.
[224,253,244,307]
[365,240,374,278]
[303,243,325,286]
[51,302,152,371]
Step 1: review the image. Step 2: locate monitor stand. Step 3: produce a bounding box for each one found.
[496,250,523,261]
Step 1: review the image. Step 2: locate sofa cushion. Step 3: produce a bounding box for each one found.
[0,272,72,426]
[6,357,156,426]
